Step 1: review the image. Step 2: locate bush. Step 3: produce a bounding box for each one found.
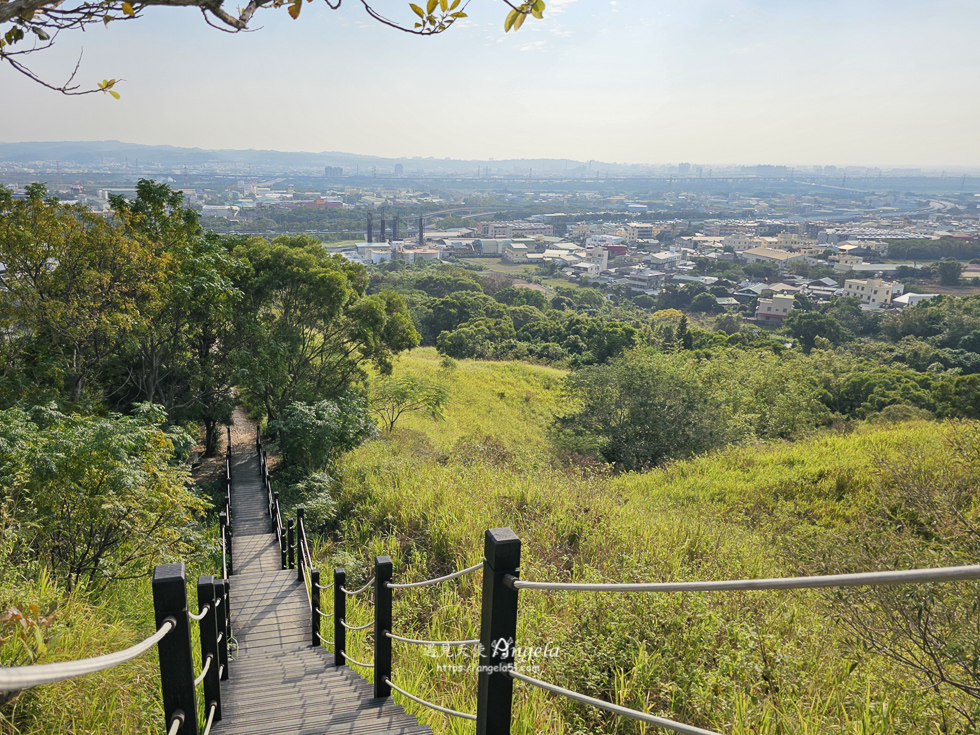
[271,395,377,473]
[0,403,204,592]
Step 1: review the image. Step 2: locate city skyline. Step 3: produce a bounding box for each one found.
[1,0,979,167]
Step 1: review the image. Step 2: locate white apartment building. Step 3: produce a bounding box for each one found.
[623,222,662,243]
[587,246,609,272]
[722,233,763,252]
[755,294,796,322]
[842,278,903,308]
[776,233,817,250]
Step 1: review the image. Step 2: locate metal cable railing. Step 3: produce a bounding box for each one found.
[316,632,335,647]
[506,563,980,593]
[385,631,480,647]
[384,676,477,721]
[341,578,375,596]
[508,668,719,735]
[0,618,175,691]
[386,561,483,590]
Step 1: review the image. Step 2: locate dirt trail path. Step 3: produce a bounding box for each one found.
[191,405,260,486]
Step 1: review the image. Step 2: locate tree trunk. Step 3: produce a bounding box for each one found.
[204,418,219,457]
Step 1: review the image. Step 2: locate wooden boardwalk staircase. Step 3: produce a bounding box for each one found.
[212,441,431,735]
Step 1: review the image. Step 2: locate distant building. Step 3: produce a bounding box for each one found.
[628,268,666,292]
[587,246,609,272]
[503,242,529,263]
[480,221,554,239]
[394,164,404,175]
[623,222,662,243]
[755,294,796,322]
[722,233,763,252]
[742,247,803,270]
[201,204,239,219]
[892,293,938,309]
[842,277,903,308]
[324,166,343,178]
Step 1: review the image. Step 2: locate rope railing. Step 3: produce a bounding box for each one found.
[188,603,211,621]
[341,651,374,669]
[194,654,213,686]
[316,632,334,647]
[342,578,375,596]
[316,608,333,617]
[166,714,182,735]
[340,618,375,631]
[0,618,175,691]
[505,564,980,593]
[384,676,477,721]
[386,561,483,590]
[315,580,334,590]
[508,668,720,735]
[201,701,219,735]
[385,631,480,647]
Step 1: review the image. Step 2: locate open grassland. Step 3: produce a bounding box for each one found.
[326,348,969,734]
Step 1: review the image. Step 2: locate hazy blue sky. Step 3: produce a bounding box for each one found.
[2,0,979,166]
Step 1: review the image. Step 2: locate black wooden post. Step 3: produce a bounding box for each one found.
[374,556,393,698]
[311,568,321,648]
[152,563,199,735]
[255,424,260,453]
[475,528,521,735]
[219,512,230,577]
[287,519,295,570]
[226,426,232,458]
[196,576,222,723]
[334,568,346,667]
[297,507,306,583]
[215,578,230,681]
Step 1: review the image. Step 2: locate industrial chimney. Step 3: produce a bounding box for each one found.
[367,212,373,244]
[418,215,424,247]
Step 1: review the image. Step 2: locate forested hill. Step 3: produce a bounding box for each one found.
[0,140,619,174]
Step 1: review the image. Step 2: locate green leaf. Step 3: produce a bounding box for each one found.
[108,90,121,99]
[451,11,466,18]
[512,10,526,30]
[121,2,135,16]
[409,3,424,18]
[426,0,437,15]
[287,0,301,19]
[449,0,460,8]
[439,0,447,10]
[531,0,544,19]
[504,8,519,31]
[33,28,50,40]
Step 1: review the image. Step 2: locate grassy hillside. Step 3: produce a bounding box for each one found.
[327,348,969,734]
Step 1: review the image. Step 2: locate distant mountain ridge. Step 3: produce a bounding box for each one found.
[0,140,637,174]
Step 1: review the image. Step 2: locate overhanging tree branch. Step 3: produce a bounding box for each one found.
[2,0,543,94]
